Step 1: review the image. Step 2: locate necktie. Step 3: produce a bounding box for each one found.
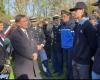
[24,30,29,38]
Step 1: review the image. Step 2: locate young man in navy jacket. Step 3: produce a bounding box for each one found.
[70,2,97,79]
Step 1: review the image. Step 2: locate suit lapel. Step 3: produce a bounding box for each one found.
[17,27,29,40]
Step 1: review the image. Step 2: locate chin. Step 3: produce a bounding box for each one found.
[24,26,28,29]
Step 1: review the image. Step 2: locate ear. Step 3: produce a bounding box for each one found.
[16,22,20,26]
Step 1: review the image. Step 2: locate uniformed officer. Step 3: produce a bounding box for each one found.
[60,11,75,79]
[42,20,52,60]
[51,15,63,76]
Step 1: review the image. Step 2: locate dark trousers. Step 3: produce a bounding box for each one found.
[52,48,63,73]
[72,60,90,79]
[0,65,4,72]
[44,45,51,60]
[63,48,73,79]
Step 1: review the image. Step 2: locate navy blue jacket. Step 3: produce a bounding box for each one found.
[73,19,97,65]
[93,20,100,74]
[52,25,61,49]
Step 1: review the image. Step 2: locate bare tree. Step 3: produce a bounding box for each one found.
[14,0,29,15]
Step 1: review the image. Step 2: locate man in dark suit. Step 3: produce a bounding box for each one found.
[10,15,39,79]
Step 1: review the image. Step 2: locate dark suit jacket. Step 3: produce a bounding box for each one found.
[10,27,38,79]
[10,27,37,60]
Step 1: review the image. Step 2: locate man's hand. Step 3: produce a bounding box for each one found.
[41,44,44,47]
[37,45,42,51]
[32,53,38,61]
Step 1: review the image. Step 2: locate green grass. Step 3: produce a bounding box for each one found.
[8,57,15,79]
[7,57,66,79]
[38,59,66,79]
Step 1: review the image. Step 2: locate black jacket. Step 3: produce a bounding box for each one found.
[93,20,100,74]
[73,20,97,65]
[43,24,52,47]
[52,25,61,49]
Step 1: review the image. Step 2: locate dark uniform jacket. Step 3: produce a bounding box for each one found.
[43,24,52,47]
[29,26,45,45]
[52,25,61,49]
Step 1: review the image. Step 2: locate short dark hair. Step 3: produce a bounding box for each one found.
[15,14,26,23]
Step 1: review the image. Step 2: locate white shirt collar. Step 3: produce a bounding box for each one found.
[21,28,27,32]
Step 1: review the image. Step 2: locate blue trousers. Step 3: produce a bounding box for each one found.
[42,60,51,74]
[92,71,100,79]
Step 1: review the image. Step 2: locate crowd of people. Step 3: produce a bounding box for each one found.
[0,0,100,79]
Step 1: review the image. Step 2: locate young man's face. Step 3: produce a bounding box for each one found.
[18,17,29,29]
[75,9,84,19]
[62,14,70,23]
[0,22,4,31]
